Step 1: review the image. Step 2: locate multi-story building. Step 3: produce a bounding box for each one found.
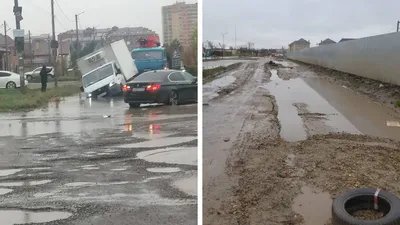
[162,2,198,47]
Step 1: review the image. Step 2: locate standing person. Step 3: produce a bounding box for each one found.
[40,65,48,92]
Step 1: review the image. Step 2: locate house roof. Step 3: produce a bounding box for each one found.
[0,34,14,47]
[339,38,356,43]
[289,38,310,46]
[319,38,336,45]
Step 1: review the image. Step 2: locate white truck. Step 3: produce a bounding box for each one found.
[77,40,138,98]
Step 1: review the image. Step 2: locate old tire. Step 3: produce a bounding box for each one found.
[129,103,140,108]
[6,81,17,89]
[332,188,400,225]
[168,91,179,106]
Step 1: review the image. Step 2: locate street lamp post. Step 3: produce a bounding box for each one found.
[222,32,227,59]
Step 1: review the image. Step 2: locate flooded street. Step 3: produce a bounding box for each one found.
[0,95,197,225]
[203,58,400,225]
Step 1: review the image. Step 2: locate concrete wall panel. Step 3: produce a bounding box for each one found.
[287,32,400,86]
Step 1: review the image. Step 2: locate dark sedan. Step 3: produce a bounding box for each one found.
[123,69,197,108]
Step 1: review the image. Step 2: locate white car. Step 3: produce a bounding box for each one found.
[25,67,55,80]
[0,71,28,89]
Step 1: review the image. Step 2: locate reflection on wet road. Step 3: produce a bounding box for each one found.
[0,94,197,225]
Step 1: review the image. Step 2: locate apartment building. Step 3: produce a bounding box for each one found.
[162,2,198,46]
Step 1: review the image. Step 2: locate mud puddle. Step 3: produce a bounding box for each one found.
[147,167,181,173]
[0,210,72,224]
[263,69,360,141]
[203,74,237,102]
[116,136,197,148]
[292,186,332,225]
[137,147,197,166]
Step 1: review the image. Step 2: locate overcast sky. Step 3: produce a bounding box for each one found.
[3,0,197,43]
[204,0,400,49]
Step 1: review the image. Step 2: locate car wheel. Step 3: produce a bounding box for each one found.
[168,91,179,106]
[129,103,141,108]
[332,188,400,225]
[6,81,17,89]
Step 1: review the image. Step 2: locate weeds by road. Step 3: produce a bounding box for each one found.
[203,63,242,84]
[0,85,81,112]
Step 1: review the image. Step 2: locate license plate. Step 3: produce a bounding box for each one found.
[131,88,145,92]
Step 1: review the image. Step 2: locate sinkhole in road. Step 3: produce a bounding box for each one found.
[0,210,72,225]
[292,186,332,225]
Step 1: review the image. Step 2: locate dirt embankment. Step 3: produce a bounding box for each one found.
[283,60,400,110]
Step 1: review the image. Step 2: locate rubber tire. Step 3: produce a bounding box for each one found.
[6,81,17,89]
[129,103,140,108]
[168,91,179,106]
[332,188,400,225]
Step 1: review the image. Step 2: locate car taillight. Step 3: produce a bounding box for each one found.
[122,84,131,92]
[145,84,161,91]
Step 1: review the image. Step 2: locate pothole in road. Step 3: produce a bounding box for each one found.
[0,188,13,195]
[116,136,197,148]
[147,167,181,173]
[0,169,23,177]
[137,147,197,166]
[0,180,52,187]
[292,186,332,225]
[0,210,72,224]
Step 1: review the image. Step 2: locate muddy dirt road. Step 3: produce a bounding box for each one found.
[0,95,197,225]
[203,58,400,225]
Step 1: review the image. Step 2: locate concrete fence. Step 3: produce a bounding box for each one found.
[287,32,400,86]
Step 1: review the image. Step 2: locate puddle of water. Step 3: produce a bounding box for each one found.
[172,174,197,196]
[0,210,72,224]
[147,167,181,173]
[82,167,100,170]
[29,167,51,170]
[67,169,80,172]
[137,147,197,166]
[111,167,129,171]
[131,132,178,140]
[203,74,237,102]
[116,136,197,148]
[104,149,120,153]
[0,180,52,187]
[0,188,13,195]
[34,192,54,198]
[65,182,95,187]
[292,186,332,225]
[97,153,112,156]
[0,169,23,177]
[263,70,360,142]
[38,172,53,175]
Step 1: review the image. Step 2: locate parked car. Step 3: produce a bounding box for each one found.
[123,69,197,108]
[25,67,54,80]
[0,71,28,89]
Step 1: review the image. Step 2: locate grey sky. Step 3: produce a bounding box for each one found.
[3,0,197,43]
[204,0,400,49]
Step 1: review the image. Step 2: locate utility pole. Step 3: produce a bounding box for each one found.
[28,30,32,64]
[51,0,58,87]
[397,21,400,32]
[222,32,227,59]
[235,25,237,50]
[13,0,25,90]
[4,21,8,71]
[75,12,84,76]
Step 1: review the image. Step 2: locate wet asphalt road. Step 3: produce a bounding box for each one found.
[0,94,197,225]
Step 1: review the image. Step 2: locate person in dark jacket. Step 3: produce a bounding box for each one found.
[40,65,48,92]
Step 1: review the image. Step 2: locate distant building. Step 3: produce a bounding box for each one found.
[289,38,310,52]
[162,2,198,46]
[318,38,336,46]
[339,38,356,43]
[24,34,52,66]
[0,34,14,70]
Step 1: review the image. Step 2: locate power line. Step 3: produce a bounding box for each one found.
[55,0,74,22]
